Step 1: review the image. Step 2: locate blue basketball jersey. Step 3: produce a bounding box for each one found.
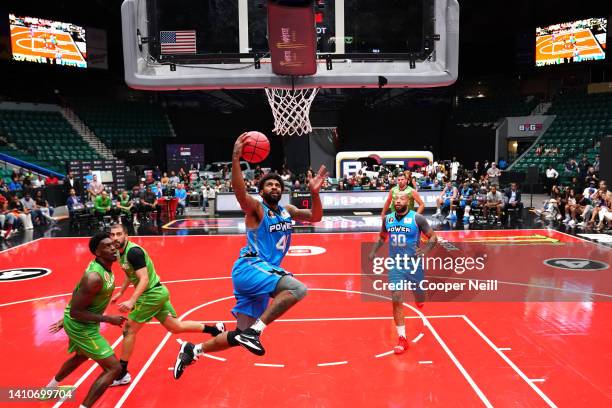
[460,187,472,198]
[239,202,292,266]
[385,211,421,257]
[444,187,455,198]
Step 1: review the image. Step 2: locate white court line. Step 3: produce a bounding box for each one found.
[462,316,557,408]
[498,347,512,351]
[530,379,546,383]
[179,315,463,324]
[114,295,235,408]
[317,361,348,367]
[254,363,285,368]
[420,316,493,407]
[202,353,227,362]
[0,237,42,253]
[412,333,425,343]
[52,335,123,408]
[418,361,433,364]
[375,350,394,358]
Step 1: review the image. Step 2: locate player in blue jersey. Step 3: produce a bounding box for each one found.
[173,133,328,379]
[434,180,458,220]
[458,179,477,224]
[369,191,437,354]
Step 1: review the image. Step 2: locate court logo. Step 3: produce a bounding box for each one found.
[0,268,52,282]
[286,245,326,256]
[543,258,608,271]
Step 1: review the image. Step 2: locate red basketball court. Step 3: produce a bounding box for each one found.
[1,229,610,407]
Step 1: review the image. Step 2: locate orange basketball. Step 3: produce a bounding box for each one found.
[242,131,270,163]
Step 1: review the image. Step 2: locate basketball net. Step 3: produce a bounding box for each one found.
[265,87,319,137]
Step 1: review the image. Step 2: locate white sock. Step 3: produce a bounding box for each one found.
[194,344,204,356]
[396,325,406,338]
[251,319,266,333]
[80,405,88,408]
[47,378,59,388]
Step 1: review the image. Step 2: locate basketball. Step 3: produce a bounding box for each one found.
[242,131,270,163]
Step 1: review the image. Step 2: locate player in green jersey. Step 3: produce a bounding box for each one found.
[46,232,126,408]
[108,223,224,386]
[381,171,425,220]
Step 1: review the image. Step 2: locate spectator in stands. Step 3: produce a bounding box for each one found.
[93,190,112,220]
[117,190,134,224]
[0,195,17,239]
[484,185,503,224]
[153,166,161,181]
[8,176,22,192]
[34,189,55,225]
[586,180,610,230]
[63,171,81,197]
[169,170,180,186]
[139,185,161,225]
[22,174,32,192]
[535,145,543,156]
[175,183,187,215]
[152,181,164,198]
[32,175,45,189]
[486,162,501,186]
[87,174,104,200]
[9,194,33,230]
[46,174,59,185]
[66,188,82,217]
[504,182,523,221]
[568,176,580,192]
[450,158,460,182]
[578,155,590,178]
[562,188,578,225]
[545,165,559,193]
[584,167,598,186]
[593,155,600,173]
[205,185,215,214]
[161,172,170,188]
[20,192,37,221]
[0,179,7,193]
[564,159,576,175]
[178,168,189,184]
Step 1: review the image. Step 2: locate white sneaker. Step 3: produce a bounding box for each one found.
[110,372,131,387]
[576,221,586,227]
[0,230,6,239]
[563,216,571,224]
[568,220,576,228]
[556,214,562,221]
[133,219,140,225]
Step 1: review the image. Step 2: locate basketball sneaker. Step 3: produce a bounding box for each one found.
[110,372,131,387]
[394,336,410,355]
[173,341,197,380]
[235,328,265,356]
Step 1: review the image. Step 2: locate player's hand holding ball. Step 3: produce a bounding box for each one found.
[238,131,270,163]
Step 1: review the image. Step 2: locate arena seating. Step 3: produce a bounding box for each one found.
[453,96,538,126]
[511,92,611,178]
[69,98,174,150]
[0,110,102,172]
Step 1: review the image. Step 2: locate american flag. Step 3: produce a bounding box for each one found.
[160,30,196,54]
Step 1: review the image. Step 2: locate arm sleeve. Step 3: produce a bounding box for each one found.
[414,213,432,234]
[127,247,147,270]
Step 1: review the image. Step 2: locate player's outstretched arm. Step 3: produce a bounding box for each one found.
[70,273,126,326]
[232,133,260,215]
[286,165,328,222]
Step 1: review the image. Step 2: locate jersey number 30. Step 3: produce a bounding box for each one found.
[390,234,406,247]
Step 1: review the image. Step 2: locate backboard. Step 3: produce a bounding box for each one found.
[121,0,459,90]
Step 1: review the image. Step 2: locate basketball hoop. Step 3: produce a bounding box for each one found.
[265,87,319,137]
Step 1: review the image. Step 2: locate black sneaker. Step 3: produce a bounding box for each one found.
[234,328,265,356]
[173,341,196,380]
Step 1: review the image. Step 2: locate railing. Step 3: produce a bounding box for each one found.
[0,152,65,178]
